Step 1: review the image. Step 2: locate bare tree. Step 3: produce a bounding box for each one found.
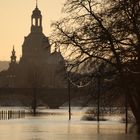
[51,0,140,125]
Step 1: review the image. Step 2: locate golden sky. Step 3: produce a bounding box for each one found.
[0,0,65,61]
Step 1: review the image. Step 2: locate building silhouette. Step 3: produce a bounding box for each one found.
[0,5,66,88]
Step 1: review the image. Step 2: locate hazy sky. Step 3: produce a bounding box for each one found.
[0,0,65,61]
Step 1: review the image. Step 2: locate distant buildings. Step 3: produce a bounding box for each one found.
[0,5,66,88]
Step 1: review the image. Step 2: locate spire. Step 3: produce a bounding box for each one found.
[36,0,38,8]
[12,46,15,54]
[31,0,42,33]
[11,45,16,64]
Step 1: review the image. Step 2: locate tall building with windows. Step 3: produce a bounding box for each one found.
[0,5,66,88]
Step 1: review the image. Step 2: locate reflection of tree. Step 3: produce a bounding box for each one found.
[27,65,44,116]
[51,0,140,126]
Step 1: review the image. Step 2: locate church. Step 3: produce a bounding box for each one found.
[0,4,66,89]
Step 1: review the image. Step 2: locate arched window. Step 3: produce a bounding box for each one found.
[33,18,36,26]
[38,18,40,26]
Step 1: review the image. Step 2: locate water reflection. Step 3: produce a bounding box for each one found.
[97,123,100,134]
[128,124,140,135]
[0,109,139,140]
[29,137,41,140]
[0,110,25,120]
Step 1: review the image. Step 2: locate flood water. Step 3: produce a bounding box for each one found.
[0,108,140,140]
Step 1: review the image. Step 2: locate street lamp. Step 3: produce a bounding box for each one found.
[67,73,71,120]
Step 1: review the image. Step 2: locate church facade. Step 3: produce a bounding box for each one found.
[0,5,66,88]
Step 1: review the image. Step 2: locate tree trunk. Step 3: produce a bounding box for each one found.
[128,93,140,123]
[123,71,140,133]
[133,58,140,125]
[126,55,140,130]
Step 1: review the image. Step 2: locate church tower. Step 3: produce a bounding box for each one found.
[31,2,42,33]
[9,46,17,78]
[10,46,17,65]
[21,2,51,64]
